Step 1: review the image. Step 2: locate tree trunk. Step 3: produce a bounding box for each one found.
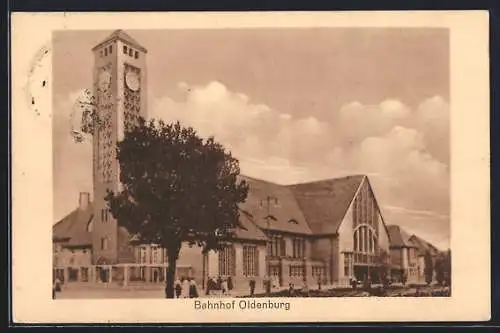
[165,246,180,299]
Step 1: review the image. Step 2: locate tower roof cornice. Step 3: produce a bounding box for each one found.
[92,29,147,53]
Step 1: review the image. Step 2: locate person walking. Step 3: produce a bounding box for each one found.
[189,278,199,298]
[227,276,234,295]
[221,278,228,296]
[181,277,190,298]
[249,279,256,296]
[206,276,212,296]
[174,277,182,298]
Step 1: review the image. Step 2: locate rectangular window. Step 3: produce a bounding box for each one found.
[129,48,133,57]
[152,247,158,264]
[140,247,146,264]
[243,245,258,277]
[269,235,283,257]
[123,45,128,54]
[280,238,286,256]
[100,237,108,250]
[218,246,235,276]
[135,51,139,59]
[289,265,304,278]
[292,238,305,258]
[109,45,113,54]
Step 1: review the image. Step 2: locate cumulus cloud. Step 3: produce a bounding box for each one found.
[54,80,450,245]
[150,81,450,243]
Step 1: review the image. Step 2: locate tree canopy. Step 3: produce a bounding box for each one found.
[105,118,249,297]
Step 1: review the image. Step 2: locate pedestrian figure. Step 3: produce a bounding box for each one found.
[264,276,271,295]
[302,282,310,297]
[221,278,228,295]
[181,277,190,298]
[174,277,182,298]
[402,271,408,287]
[249,279,256,296]
[206,276,212,296]
[351,277,357,290]
[189,278,199,298]
[288,283,295,296]
[227,276,234,294]
[217,276,223,291]
[317,277,322,291]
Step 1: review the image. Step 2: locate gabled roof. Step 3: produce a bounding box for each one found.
[92,29,147,53]
[238,175,312,235]
[236,211,268,242]
[409,234,440,255]
[387,225,419,248]
[53,203,93,247]
[287,175,365,235]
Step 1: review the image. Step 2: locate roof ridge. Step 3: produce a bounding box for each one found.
[92,29,147,53]
[287,174,366,187]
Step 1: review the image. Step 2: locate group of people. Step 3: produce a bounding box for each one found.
[171,276,199,298]
[206,276,233,296]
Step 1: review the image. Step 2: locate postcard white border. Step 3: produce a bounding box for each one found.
[11,11,490,323]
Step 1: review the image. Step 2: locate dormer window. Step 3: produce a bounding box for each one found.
[123,45,128,54]
[135,51,139,59]
[104,48,108,56]
[129,48,133,57]
[109,45,113,54]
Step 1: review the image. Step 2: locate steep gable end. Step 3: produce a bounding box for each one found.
[288,175,364,234]
[53,203,94,247]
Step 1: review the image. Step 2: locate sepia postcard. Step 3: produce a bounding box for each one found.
[11,11,490,323]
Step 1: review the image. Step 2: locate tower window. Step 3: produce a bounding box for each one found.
[101,237,109,250]
[135,51,139,59]
[104,48,108,56]
[129,48,133,57]
[123,45,128,54]
[109,45,113,54]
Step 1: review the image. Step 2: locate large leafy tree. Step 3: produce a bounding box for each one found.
[105,118,249,298]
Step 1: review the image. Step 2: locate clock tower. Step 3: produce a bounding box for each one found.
[91,30,148,264]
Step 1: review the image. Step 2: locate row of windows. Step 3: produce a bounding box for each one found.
[99,45,113,57]
[289,265,304,278]
[268,235,286,257]
[101,209,111,223]
[98,44,141,59]
[353,253,378,264]
[123,45,140,59]
[219,245,261,277]
[268,236,307,258]
[138,246,166,264]
[312,266,325,278]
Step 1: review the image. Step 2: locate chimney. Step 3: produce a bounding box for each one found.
[79,192,90,211]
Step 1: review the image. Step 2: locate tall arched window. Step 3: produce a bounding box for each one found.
[354,226,377,254]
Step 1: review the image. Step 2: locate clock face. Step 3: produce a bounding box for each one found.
[98,70,111,91]
[125,71,140,91]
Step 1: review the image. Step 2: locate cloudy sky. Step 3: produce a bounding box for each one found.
[53,28,450,249]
